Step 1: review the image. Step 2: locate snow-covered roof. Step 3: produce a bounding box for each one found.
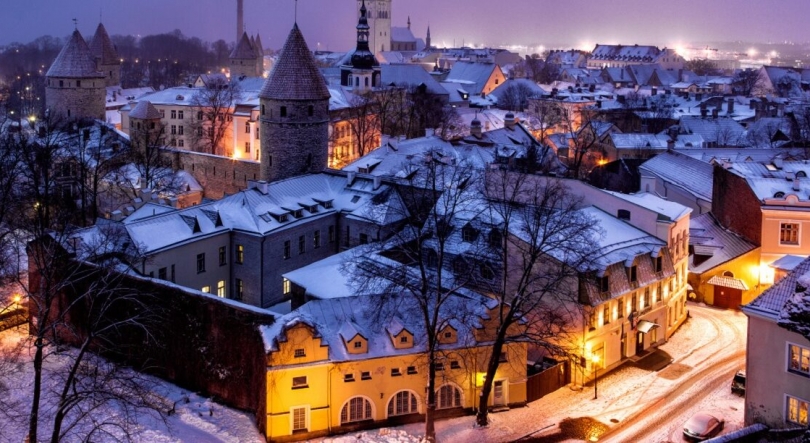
[444,61,499,95]
[380,64,447,96]
[604,191,691,221]
[745,256,810,321]
[259,291,493,359]
[259,24,330,101]
[89,22,119,65]
[129,100,162,120]
[230,32,257,60]
[689,213,757,274]
[391,27,416,43]
[640,151,714,202]
[282,250,357,300]
[122,172,407,254]
[47,29,105,79]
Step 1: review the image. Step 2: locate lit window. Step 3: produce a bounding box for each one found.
[789,343,810,375]
[236,244,244,264]
[216,280,225,298]
[781,223,800,245]
[787,395,809,426]
[283,278,291,295]
[603,304,610,325]
[201,286,210,293]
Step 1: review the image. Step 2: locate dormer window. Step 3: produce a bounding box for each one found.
[462,225,477,242]
[293,209,303,219]
[775,192,786,198]
[654,256,663,273]
[628,265,638,284]
[400,336,408,344]
[598,275,609,293]
[354,341,362,348]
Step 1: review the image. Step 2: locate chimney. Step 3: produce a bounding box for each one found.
[373,175,382,190]
[256,180,269,194]
[700,107,708,118]
[110,210,124,221]
[651,87,657,96]
[667,139,675,150]
[794,177,801,192]
[696,93,703,101]
[470,118,483,137]
[347,171,356,186]
[727,98,735,114]
[712,107,719,119]
[504,112,516,130]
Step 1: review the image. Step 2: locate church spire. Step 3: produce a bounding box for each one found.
[350,0,377,69]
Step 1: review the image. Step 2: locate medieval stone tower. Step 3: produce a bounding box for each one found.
[230,32,264,78]
[128,100,164,154]
[258,24,330,183]
[341,0,381,91]
[46,29,106,121]
[89,22,121,87]
[357,0,391,54]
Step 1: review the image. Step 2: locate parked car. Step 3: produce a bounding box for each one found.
[731,369,746,395]
[683,411,724,441]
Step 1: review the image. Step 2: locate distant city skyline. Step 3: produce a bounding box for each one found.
[1,0,809,53]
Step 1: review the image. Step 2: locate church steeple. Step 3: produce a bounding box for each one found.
[350,0,377,70]
[426,25,432,50]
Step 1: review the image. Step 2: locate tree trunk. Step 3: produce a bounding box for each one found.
[28,337,44,443]
[425,361,436,441]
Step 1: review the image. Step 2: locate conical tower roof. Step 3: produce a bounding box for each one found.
[259,24,329,101]
[254,33,264,58]
[129,100,162,120]
[89,22,119,65]
[47,29,105,78]
[230,32,256,59]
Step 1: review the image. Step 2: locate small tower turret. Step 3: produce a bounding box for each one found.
[230,32,261,78]
[341,0,381,91]
[89,22,121,87]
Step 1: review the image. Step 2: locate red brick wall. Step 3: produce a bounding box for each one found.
[712,165,762,245]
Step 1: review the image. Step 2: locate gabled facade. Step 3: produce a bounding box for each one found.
[261,295,527,441]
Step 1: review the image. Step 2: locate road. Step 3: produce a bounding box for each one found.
[600,304,747,443]
[514,303,748,443]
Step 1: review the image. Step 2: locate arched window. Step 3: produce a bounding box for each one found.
[355,77,360,87]
[798,171,807,178]
[722,270,734,278]
[387,391,418,417]
[340,396,373,423]
[774,192,785,198]
[365,77,369,87]
[437,384,462,409]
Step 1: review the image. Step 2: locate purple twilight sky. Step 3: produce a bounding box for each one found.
[1,0,809,52]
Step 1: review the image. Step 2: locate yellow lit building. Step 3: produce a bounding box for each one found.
[260,295,527,441]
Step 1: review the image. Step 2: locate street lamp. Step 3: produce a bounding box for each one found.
[592,354,600,400]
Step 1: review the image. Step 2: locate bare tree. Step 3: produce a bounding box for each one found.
[732,69,765,97]
[346,161,482,442]
[0,116,166,442]
[474,171,600,426]
[498,82,535,112]
[684,58,717,76]
[188,77,242,155]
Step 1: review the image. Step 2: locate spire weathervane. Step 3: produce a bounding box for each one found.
[73,18,78,30]
[294,0,298,24]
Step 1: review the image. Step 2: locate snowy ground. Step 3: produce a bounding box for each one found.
[0,326,264,443]
[0,303,746,443]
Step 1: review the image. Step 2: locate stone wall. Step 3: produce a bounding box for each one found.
[260,99,329,182]
[28,249,275,434]
[168,149,261,199]
[45,77,106,121]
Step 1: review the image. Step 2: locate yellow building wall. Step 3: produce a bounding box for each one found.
[690,247,762,307]
[265,329,527,441]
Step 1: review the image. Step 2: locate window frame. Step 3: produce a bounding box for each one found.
[236,244,244,264]
[787,394,809,426]
[196,253,206,273]
[291,376,308,389]
[219,246,226,266]
[781,222,801,246]
[788,342,810,376]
